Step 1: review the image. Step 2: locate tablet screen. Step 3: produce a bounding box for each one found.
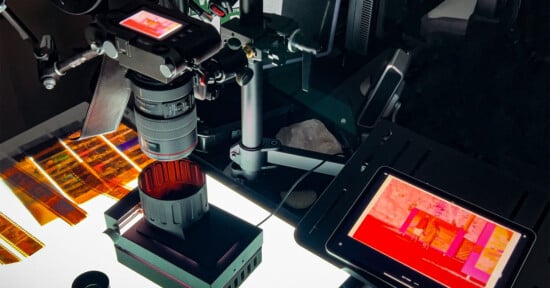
[327,168,535,288]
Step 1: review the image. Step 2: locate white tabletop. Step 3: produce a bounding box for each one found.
[0,175,349,288]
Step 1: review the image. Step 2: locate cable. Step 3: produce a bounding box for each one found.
[255,157,330,227]
[255,159,328,227]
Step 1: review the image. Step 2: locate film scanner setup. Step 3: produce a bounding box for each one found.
[0,0,548,287]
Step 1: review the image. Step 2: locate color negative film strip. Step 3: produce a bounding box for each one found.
[0,212,44,264]
[29,140,102,204]
[0,123,150,227]
[63,126,142,199]
[0,124,151,264]
[0,158,88,226]
[103,123,155,170]
[0,244,20,264]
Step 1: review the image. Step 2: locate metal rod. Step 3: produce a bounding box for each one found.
[56,49,100,75]
[241,59,263,149]
[267,148,345,176]
[233,59,264,180]
[0,5,38,45]
[239,0,263,26]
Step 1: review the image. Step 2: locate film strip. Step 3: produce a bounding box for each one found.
[0,158,88,226]
[0,244,20,264]
[1,123,152,227]
[0,123,155,264]
[64,133,140,199]
[1,154,59,226]
[7,183,58,226]
[26,140,102,204]
[0,212,44,258]
[103,124,155,170]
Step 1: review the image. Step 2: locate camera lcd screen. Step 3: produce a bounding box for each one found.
[326,167,535,288]
[120,10,184,40]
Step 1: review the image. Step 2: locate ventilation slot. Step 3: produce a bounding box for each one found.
[359,1,373,42]
[345,0,375,54]
[224,250,262,288]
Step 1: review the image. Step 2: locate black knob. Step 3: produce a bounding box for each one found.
[235,67,254,86]
[72,271,109,288]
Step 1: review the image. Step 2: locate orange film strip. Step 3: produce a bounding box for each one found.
[2,156,59,226]
[0,244,20,264]
[103,124,155,170]
[26,141,101,204]
[0,159,87,226]
[7,184,58,226]
[1,123,152,227]
[64,129,141,199]
[0,212,44,257]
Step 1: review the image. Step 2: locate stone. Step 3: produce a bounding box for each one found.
[276,119,343,155]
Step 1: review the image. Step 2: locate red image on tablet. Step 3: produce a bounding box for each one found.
[349,175,522,288]
[120,10,183,40]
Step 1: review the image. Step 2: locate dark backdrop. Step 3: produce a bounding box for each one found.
[0,0,98,142]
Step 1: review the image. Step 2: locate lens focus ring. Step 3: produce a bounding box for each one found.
[130,74,198,161]
[135,106,198,160]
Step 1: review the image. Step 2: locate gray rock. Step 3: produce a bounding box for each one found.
[276,119,343,155]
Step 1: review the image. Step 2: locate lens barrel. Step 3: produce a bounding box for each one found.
[138,160,208,239]
[129,72,198,161]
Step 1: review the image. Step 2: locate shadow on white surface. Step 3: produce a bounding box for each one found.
[0,176,348,287]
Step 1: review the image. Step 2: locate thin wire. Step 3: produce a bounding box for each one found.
[256,158,329,227]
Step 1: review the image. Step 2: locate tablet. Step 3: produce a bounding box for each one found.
[326,167,535,288]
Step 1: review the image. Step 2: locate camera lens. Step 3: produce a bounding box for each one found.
[138,159,208,239]
[129,72,198,161]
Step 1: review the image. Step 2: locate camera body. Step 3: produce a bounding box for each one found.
[86,1,221,83]
[85,2,222,160]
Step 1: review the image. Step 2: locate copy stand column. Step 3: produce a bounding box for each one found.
[235,59,264,180]
[228,0,266,180]
[226,0,347,179]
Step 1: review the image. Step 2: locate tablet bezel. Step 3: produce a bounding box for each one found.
[326,166,536,288]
